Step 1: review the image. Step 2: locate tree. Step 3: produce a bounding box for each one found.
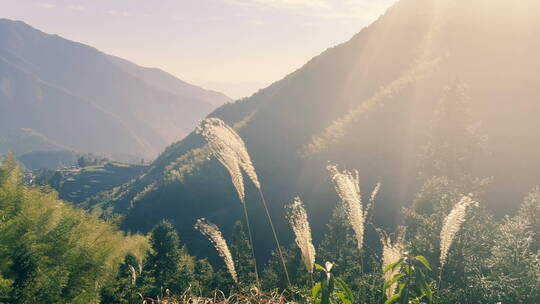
[419,83,487,182]
[229,221,256,286]
[482,215,540,304]
[143,220,185,297]
[318,206,384,303]
[261,244,308,291]
[318,206,363,286]
[518,186,540,251]
[100,254,142,304]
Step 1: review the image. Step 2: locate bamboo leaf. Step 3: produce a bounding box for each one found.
[312,282,322,298]
[335,277,355,302]
[384,273,405,291]
[384,260,403,274]
[315,264,326,271]
[384,293,401,304]
[415,255,432,271]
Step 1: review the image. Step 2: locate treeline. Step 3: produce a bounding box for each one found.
[97,169,540,303]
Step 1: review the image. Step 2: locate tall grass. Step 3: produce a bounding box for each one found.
[195,118,259,203]
[379,229,405,299]
[327,164,366,251]
[439,195,478,269]
[195,218,238,283]
[196,118,290,286]
[286,197,316,274]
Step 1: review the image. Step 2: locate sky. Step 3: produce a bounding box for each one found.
[1,0,397,99]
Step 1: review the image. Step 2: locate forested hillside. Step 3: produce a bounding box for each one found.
[79,0,540,262]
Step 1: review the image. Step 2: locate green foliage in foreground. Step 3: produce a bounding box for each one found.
[0,155,148,303]
[311,262,355,304]
[383,255,432,304]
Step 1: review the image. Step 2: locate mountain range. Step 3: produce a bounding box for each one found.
[40,0,540,261]
[0,19,231,159]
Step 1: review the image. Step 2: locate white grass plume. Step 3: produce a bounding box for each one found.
[196,118,260,203]
[327,164,365,250]
[379,229,405,299]
[287,197,316,273]
[128,264,137,286]
[197,118,289,285]
[366,180,382,219]
[369,181,382,207]
[440,195,478,268]
[195,218,238,283]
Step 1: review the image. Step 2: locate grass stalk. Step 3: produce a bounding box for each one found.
[257,188,291,287]
[241,202,261,287]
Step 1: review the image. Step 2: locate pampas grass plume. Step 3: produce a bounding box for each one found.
[440,195,478,268]
[327,163,365,250]
[287,197,316,273]
[380,230,404,299]
[196,118,260,203]
[195,218,238,283]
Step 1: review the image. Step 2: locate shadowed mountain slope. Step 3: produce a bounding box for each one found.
[76,0,540,260]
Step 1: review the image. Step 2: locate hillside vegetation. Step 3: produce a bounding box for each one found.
[77,0,540,262]
[0,156,148,303]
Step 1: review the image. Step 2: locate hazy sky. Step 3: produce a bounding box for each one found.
[1,0,396,99]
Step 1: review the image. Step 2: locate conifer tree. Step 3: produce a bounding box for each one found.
[420,83,487,182]
[317,206,363,288]
[229,221,256,286]
[100,254,141,304]
[261,245,307,291]
[144,220,184,296]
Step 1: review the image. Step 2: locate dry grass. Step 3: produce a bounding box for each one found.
[140,288,297,304]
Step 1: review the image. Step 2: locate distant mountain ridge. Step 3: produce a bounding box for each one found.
[0,19,231,158]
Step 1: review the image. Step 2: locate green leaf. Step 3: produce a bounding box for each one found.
[398,282,406,293]
[422,281,433,303]
[335,277,355,302]
[383,273,405,291]
[414,255,432,271]
[384,260,403,274]
[399,286,410,304]
[384,293,401,304]
[336,292,352,304]
[312,282,322,298]
[315,264,326,271]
